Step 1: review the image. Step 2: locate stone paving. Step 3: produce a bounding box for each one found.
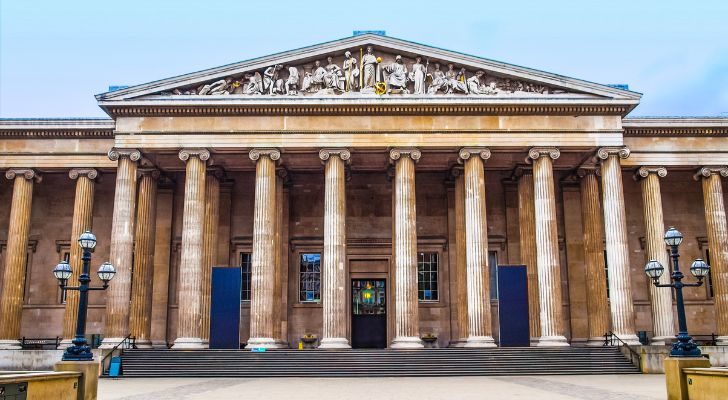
[98,374,666,400]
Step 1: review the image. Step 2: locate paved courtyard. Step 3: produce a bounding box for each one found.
[99,374,666,400]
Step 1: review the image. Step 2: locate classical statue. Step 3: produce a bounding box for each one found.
[409,56,427,94]
[445,64,467,94]
[301,71,313,93]
[360,46,378,92]
[427,63,448,94]
[467,71,486,94]
[342,51,359,91]
[324,56,344,91]
[263,64,284,95]
[482,81,501,95]
[285,66,299,95]
[311,60,326,92]
[244,72,263,95]
[198,78,232,95]
[383,55,408,93]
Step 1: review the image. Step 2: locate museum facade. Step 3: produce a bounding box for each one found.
[0,33,726,350]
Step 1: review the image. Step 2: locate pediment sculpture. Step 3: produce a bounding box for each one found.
[163,46,568,97]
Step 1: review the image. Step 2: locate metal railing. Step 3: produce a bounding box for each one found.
[603,332,641,368]
[100,335,136,375]
[19,336,62,349]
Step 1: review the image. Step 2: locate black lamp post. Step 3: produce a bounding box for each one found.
[644,227,710,357]
[53,230,116,361]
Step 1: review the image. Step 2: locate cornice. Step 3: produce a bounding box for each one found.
[0,118,115,139]
[623,117,728,137]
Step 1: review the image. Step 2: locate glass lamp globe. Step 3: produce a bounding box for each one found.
[53,260,72,281]
[644,259,665,280]
[664,227,683,247]
[690,258,710,278]
[97,262,116,282]
[78,230,97,250]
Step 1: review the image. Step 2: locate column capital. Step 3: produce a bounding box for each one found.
[634,166,667,181]
[319,148,351,163]
[108,148,141,162]
[596,147,630,161]
[5,168,41,182]
[68,168,99,180]
[249,148,280,162]
[694,166,728,180]
[512,165,533,178]
[206,167,225,180]
[137,168,161,180]
[179,148,211,162]
[528,147,560,161]
[577,166,600,178]
[458,147,491,163]
[389,148,421,163]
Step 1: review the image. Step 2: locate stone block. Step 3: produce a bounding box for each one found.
[55,360,99,400]
[664,356,711,400]
[685,367,728,400]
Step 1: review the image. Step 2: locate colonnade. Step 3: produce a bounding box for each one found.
[0,146,727,349]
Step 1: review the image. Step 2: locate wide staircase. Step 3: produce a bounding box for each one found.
[116,347,640,377]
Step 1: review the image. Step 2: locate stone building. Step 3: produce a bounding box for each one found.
[0,34,726,350]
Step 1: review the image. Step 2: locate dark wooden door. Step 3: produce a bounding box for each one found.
[351,279,387,348]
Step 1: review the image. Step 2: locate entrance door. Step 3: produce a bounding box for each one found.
[351,279,387,348]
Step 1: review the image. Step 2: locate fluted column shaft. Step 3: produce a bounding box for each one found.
[698,167,728,344]
[101,149,140,348]
[598,148,640,345]
[517,170,541,342]
[129,170,158,348]
[319,149,351,348]
[579,170,611,345]
[529,148,568,346]
[390,148,424,349]
[61,169,97,345]
[200,171,220,344]
[460,148,496,347]
[454,172,468,342]
[637,167,674,344]
[0,169,38,349]
[173,149,209,349]
[246,149,281,349]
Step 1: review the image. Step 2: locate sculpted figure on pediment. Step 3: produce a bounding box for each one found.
[244,72,263,95]
[342,51,359,91]
[285,66,300,95]
[427,63,448,94]
[466,71,486,94]
[263,64,285,95]
[324,56,345,92]
[301,69,313,93]
[198,77,232,95]
[311,60,326,92]
[445,64,468,94]
[383,55,408,93]
[409,56,427,94]
[360,46,379,93]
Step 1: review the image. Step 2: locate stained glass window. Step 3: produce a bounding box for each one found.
[417,252,439,302]
[299,253,321,303]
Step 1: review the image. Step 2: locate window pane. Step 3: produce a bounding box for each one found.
[417,252,439,302]
[489,251,498,300]
[300,253,321,303]
[240,252,252,302]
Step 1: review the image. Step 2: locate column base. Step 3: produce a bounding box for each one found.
[0,339,22,349]
[537,335,570,347]
[450,339,468,348]
[716,336,728,346]
[530,337,540,347]
[464,335,497,348]
[586,337,607,346]
[245,337,283,349]
[390,336,424,349]
[134,339,153,349]
[171,337,205,349]
[650,335,672,346]
[152,341,169,349]
[98,337,126,349]
[318,338,351,349]
[613,332,641,346]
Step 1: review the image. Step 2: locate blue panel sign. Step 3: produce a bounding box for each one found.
[497,265,530,347]
[210,267,242,349]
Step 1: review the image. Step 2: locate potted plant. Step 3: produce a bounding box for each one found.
[421,332,438,347]
[301,333,318,349]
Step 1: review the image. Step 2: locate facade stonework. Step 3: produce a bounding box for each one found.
[0,34,726,350]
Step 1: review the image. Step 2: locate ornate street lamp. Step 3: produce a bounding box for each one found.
[644,227,710,357]
[53,230,115,361]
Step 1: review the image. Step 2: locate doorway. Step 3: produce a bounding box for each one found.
[351,279,387,348]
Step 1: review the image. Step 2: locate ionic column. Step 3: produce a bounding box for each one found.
[596,147,640,345]
[516,167,541,343]
[578,168,611,345]
[695,166,728,344]
[459,148,496,347]
[172,148,209,349]
[61,169,98,347]
[636,166,674,345]
[200,168,222,346]
[0,169,40,349]
[246,148,281,349]
[319,149,351,349]
[129,169,159,349]
[453,168,468,344]
[389,148,424,349]
[101,149,140,348]
[528,148,569,346]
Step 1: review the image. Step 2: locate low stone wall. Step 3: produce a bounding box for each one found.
[640,346,728,374]
[0,371,80,399]
[684,367,728,400]
[0,349,104,372]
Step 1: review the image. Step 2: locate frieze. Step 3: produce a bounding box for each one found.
[159,46,567,98]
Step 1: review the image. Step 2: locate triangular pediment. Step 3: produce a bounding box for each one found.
[97,34,640,103]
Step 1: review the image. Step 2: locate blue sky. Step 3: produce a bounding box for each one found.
[1,0,726,118]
